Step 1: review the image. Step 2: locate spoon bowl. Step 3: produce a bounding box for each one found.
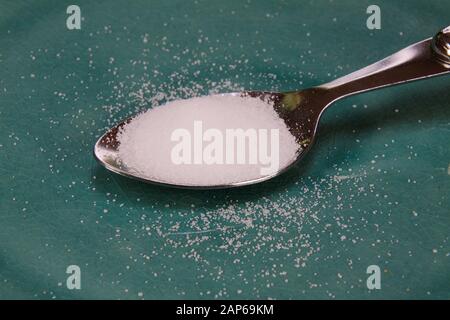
[93,91,312,189]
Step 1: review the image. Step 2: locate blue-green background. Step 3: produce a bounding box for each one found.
[0,0,449,299]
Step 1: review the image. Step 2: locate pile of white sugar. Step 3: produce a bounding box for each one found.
[117,95,299,186]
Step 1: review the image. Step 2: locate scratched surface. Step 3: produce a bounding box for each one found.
[0,0,449,299]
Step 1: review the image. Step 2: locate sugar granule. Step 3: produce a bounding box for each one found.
[117,95,299,185]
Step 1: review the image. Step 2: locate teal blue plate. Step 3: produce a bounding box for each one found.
[0,0,449,299]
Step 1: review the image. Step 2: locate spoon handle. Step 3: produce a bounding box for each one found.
[321,26,450,100]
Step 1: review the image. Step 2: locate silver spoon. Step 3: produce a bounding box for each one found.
[95,26,450,189]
